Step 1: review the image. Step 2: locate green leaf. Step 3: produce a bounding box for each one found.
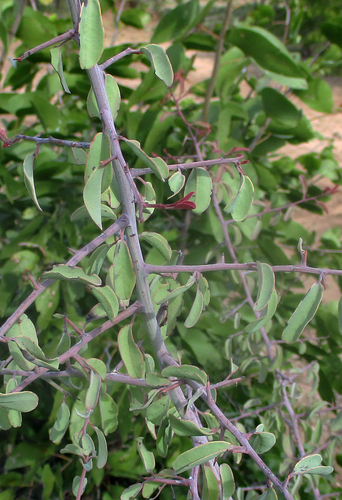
[79,0,104,69]
[155,276,196,304]
[30,94,63,132]
[6,315,38,371]
[13,336,59,370]
[161,365,207,385]
[202,464,220,500]
[87,74,121,120]
[99,392,118,435]
[228,26,306,78]
[261,87,302,127]
[23,154,42,211]
[89,285,119,322]
[136,437,155,473]
[120,483,143,500]
[184,167,212,214]
[121,9,151,29]
[93,426,108,469]
[168,171,186,197]
[60,443,85,457]
[151,0,200,43]
[0,392,38,412]
[224,175,254,221]
[258,487,278,500]
[293,454,333,476]
[85,370,102,412]
[140,232,172,261]
[112,240,136,300]
[250,432,276,454]
[42,264,102,286]
[169,414,216,437]
[245,289,278,333]
[282,282,323,344]
[118,324,145,379]
[220,464,235,499]
[49,402,70,444]
[145,396,170,425]
[50,47,70,93]
[173,441,233,474]
[141,44,173,87]
[294,77,333,113]
[72,476,87,497]
[184,289,204,328]
[122,138,168,180]
[254,262,275,312]
[85,358,107,380]
[321,18,342,49]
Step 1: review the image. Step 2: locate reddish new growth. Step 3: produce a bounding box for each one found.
[144,192,196,210]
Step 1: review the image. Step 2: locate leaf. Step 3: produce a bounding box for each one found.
[85,370,102,412]
[136,437,155,473]
[261,87,302,127]
[23,154,42,211]
[161,365,207,385]
[245,289,278,333]
[151,0,200,43]
[49,402,70,444]
[85,358,107,380]
[6,315,38,371]
[228,26,306,78]
[173,441,233,474]
[224,175,254,221]
[93,426,108,469]
[258,487,278,500]
[120,483,143,500]
[122,138,168,180]
[87,74,121,120]
[294,77,333,113]
[168,171,186,197]
[184,289,204,328]
[79,0,104,69]
[202,465,220,500]
[184,167,212,214]
[293,454,333,476]
[0,392,38,412]
[42,264,101,286]
[250,432,276,454]
[220,464,235,499]
[50,47,70,93]
[169,414,216,437]
[254,262,275,312]
[121,9,151,29]
[141,44,173,87]
[72,476,87,497]
[118,324,145,379]
[14,336,59,370]
[321,18,342,49]
[145,396,170,425]
[155,276,196,304]
[112,240,136,300]
[140,232,172,261]
[282,282,323,344]
[99,392,118,435]
[89,285,119,322]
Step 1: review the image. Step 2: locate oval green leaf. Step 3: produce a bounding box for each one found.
[89,285,119,322]
[224,175,254,221]
[23,153,42,211]
[254,261,275,312]
[42,264,101,286]
[173,441,233,474]
[282,282,323,344]
[136,437,155,474]
[161,364,207,385]
[113,240,136,300]
[118,324,145,379]
[0,391,38,412]
[184,167,212,214]
[141,44,173,87]
[184,289,204,328]
[140,232,172,261]
[79,0,104,69]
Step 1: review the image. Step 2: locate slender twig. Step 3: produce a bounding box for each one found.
[282,383,306,458]
[14,30,75,62]
[100,48,141,71]
[145,262,342,277]
[111,0,128,46]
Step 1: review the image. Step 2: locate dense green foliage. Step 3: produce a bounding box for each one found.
[0,1,342,499]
